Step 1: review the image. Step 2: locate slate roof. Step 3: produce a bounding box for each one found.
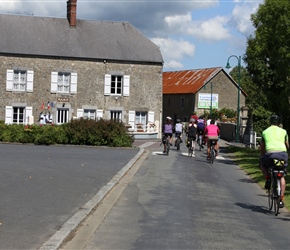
[163,67,223,94]
[0,14,163,64]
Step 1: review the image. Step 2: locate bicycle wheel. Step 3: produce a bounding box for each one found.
[268,183,273,211]
[199,136,202,151]
[273,179,279,216]
[275,178,281,216]
[210,146,215,164]
[176,138,180,151]
[166,142,170,156]
[188,139,192,157]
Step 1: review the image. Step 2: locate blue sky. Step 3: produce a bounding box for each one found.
[0,0,263,71]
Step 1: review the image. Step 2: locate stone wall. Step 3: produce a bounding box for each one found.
[0,55,163,130]
[195,70,246,117]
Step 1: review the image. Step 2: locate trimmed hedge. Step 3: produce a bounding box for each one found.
[0,119,134,147]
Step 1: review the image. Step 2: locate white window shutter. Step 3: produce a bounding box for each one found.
[97,110,103,120]
[148,111,154,124]
[26,71,34,92]
[123,75,130,96]
[77,109,83,118]
[70,72,77,94]
[128,110,135,128]
[25,106,33,125]
[6,70,13,91]
[5,106,13,124]
[51,72,58,93]
[104,74,111,95]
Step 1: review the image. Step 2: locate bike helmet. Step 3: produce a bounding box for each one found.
[189,118,195,123]
[270,114,280,125]
[176,119,181,123]
[166,116,172,120]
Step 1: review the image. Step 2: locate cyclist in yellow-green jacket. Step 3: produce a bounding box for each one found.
[260,115,289,208]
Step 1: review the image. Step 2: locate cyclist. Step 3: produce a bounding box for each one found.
[163,116,173,153]
[174,119,183,145]
[260,114,289,208]
[206,115,217,126]
[187,118,197,153]
[204,119,220,160]
[196,116,205,148]
[190,112,199,121]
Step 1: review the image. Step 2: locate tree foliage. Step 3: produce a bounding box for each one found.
[229,65,269,135]
[244,0,290,132]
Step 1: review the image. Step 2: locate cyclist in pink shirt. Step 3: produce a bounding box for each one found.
[204,119,220,160]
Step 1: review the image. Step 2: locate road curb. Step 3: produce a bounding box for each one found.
[38,147,145,250]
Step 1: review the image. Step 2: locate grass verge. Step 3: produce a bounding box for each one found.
[227,145,290,210]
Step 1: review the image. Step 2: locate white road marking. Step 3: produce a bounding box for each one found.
[152,151,167,155]
[139,142,156,148]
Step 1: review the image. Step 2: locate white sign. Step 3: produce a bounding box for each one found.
[198,93,219,109]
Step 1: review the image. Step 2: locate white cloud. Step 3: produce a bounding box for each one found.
[165,60,184,70]
[187,16,231,41]
[165,13,231,42]
[0,1,63,17]
[151,37,195,60]
[230,2,260,37]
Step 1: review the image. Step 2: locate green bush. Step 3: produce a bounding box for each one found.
[0,119,134,147]
[218,108,236,119]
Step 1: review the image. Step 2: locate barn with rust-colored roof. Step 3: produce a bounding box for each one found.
[162,67,246,123]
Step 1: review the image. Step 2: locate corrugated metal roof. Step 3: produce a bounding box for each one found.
[163,67,222,94]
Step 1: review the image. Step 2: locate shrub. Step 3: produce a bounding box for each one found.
[0,119,134,147]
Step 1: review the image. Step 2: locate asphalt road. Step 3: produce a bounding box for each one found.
[66,139,290,250]
[0,143,139,250]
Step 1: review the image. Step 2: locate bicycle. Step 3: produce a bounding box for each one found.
[187,137,195,157]
[267,159,286,216]
[165,135,170,156]
[197,130,203,151]
[175,132,182,151]
[208,139,217,164]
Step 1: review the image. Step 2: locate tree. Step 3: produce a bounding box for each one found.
[244,0,290,132]
[229,66,269,135]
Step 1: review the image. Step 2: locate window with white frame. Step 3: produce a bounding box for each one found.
[111,75,122,95]
[57,108,69,124]
[58,72,70,92]
[135,112,147,125]
[77,109,103,120]
[14,70,26,90]
[6,69,34,92]
[51,72,77,94]
[5,106,32,124]
[104,74,130,96]
[128,111,155,131]
[13,107,24,124]
[110,110,122,122]
[84,109,96,120]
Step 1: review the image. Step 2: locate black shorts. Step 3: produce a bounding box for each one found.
[197,127,204,135]
[175,132,182,137]
[262,152,288,170]
[164,133,172,138]
[188,136,196,141]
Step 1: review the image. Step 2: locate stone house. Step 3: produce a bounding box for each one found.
[163,67,248,140]
[0,0,163,138]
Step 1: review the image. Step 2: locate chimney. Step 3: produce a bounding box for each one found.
[67,0,77,27]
